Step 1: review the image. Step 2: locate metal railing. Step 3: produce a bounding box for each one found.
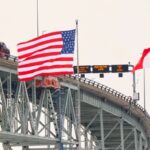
[0,54,17,62]
[65,75,150,118]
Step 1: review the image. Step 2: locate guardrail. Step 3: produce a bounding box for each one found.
[0,54,17,62]
[66,75,150,118]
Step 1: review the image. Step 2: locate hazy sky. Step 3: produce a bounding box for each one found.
[0,1,150,148]
[1,0,150,104]
[1,0,150,149]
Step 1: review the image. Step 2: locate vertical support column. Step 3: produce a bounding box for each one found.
[68,115,73,149]
[48,109,51,149]
[120,119,124,150]
[64,88,78,149]
[84,130,88,150]
[3,143,11,150]
[89,135,93,150]
[12,82,20,133]
[58,89,64,150]
[75,89,81,149]
[100,109,105,150]
[20,83,29,150]
[20,83,26,134]
[23,146,29,150]
[45,89,50,149]
[32,80,37,135]
[7,73,11,104]
[144,138,148,150]
[46,89,59,149]
[7,73,12,132]
[134,128,138,150]
[36,89,45,132]
[139,134,142,150]
[45,89,48,137]
[22,82,35,136]
[0,78,10,133]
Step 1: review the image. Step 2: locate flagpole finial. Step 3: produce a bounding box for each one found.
[76,20,78,26]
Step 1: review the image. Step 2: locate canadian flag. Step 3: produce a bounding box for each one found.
[132,48,150,72]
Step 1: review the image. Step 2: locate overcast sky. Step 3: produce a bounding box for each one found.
[0,1,150,148]
[1,0,150,106]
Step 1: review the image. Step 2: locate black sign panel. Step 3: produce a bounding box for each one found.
[111,65,129,73]
[74,66,91,74]
[92,65,110,73]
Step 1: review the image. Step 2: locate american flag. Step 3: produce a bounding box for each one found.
[18,29,76,81]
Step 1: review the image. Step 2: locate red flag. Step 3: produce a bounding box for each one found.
[132,48,150,72]
[17,30,75,81]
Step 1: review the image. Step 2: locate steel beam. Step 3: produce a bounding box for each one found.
[100,109,105,150]
[120,119,124,150]
[134,128,138,150]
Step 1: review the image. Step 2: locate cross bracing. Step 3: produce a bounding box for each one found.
[0,57,150,150]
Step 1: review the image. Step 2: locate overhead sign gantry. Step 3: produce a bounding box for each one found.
[73,64,139,101]
[73,64,131,75]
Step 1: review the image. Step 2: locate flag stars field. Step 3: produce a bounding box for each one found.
[61,30,76,54]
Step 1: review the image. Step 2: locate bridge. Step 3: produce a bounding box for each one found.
[0,57,150,150]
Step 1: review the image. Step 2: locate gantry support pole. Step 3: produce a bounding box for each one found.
[120,119,124,150]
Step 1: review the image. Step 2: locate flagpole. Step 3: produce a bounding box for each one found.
[143,69,146,112]
[31,0,39,134]
[75,19,81,150]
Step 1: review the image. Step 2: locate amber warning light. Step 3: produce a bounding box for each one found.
[74,65,91,74]
[111,65,129,73]
[92,65,110,73]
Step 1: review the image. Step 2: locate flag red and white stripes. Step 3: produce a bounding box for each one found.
[132,48,150,72]
[18,30,76,81]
